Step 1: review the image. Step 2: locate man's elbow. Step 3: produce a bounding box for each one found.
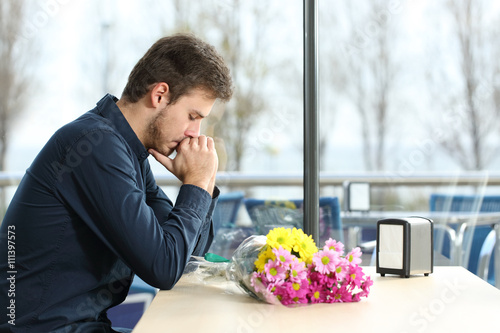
[146,267,184,291]
[155,277,179,290]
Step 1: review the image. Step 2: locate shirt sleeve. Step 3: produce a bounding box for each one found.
[142,160,217,258]
[54,130,213,290]
[191,186,219,256]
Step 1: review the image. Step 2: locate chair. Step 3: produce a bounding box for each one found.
[477,229,496,286]
[107,275,157,330]
[433,224,457,264]
[212,191,245,234]
[208,192,250,259]
[429,194,499,275]
[244,197,343,245]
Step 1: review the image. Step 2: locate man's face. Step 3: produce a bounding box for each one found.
[147,88,216,157]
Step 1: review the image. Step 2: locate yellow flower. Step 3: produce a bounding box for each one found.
[265,200,297,210]
[291,228,318,264]
[254,246,275,272]
[266,227,294,251]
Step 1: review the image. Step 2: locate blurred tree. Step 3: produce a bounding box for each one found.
[427,0,500,170]
[337,0,400,171]
[318,1,345,171]
[0,0,29,172]
[77,0,121,101]
[0,0,31,210]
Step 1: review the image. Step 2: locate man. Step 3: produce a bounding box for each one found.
[0,33,233,332]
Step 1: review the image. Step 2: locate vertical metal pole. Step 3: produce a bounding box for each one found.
[303,0,319,243]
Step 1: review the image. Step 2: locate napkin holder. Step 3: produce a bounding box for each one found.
[343,181,370,212]
[376,217,433,278]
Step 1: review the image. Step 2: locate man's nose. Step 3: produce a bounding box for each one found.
[184,122,201,138]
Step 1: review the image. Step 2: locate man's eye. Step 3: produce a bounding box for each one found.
[189,115,196,120]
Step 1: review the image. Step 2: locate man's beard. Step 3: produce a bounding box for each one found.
[147,108,174,157]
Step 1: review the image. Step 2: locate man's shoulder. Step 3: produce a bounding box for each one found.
[59,110,113,132]
[54,111,121,145]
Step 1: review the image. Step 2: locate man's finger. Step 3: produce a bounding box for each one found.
[149,149,174,173]
[207,136,215,150]
[197,135,207,148]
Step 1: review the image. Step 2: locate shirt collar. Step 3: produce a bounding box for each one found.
[95,94,150,162]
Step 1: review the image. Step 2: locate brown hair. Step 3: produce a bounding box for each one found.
[121,34,233,104]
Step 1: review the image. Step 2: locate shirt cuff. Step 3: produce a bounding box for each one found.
[175,184,212,218]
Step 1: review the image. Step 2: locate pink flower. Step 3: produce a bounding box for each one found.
[352,293,361,302]
[307,283,327,304]
[272,279,310,306]
[332,257,349,281]
[346,247,362,266]
[346,265,365,288]
[250,272,266,293]
[328,284,352,303]
[312,249,339,274]
[308,267,327,284]
[250,272,284,304]
[265,281,282,294]
[272,246,295,267]
[324,238,344,255]
[359,276,374,298]
[284,279,310,305]
[288,258,307,282]
[264,259,287,282]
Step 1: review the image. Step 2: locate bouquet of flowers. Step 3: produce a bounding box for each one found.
[249,227,372,304]
[185,227,373,306]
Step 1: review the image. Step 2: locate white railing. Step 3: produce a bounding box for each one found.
[2,171,500,187]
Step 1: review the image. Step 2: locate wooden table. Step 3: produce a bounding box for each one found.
[133,266,500,333]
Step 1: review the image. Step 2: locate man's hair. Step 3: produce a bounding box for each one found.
[121,33,233,104]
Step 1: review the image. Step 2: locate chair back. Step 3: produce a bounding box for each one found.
[430,194,500,213]
[433,224,457,261]
[477,229,496,285]
[244,197,343,244]
[429,194,498,275]
[212,192,244,233]
[107,275,157,329]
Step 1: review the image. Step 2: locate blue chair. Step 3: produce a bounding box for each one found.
[244,197,343,245]
[477,229,496,286]
[107,275,157,330]
[209,191,250,258]
[429,194,498,280]
[212,191,245,234]
[433,224,457,263]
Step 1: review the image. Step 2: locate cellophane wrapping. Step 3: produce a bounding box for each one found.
[183,235,281,304]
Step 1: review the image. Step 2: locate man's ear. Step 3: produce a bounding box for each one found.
[150,82,170,108]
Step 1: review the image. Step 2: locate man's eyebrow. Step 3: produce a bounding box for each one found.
[191,109,207,118]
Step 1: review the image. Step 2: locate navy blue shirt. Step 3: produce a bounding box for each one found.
[0,94,216,332]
